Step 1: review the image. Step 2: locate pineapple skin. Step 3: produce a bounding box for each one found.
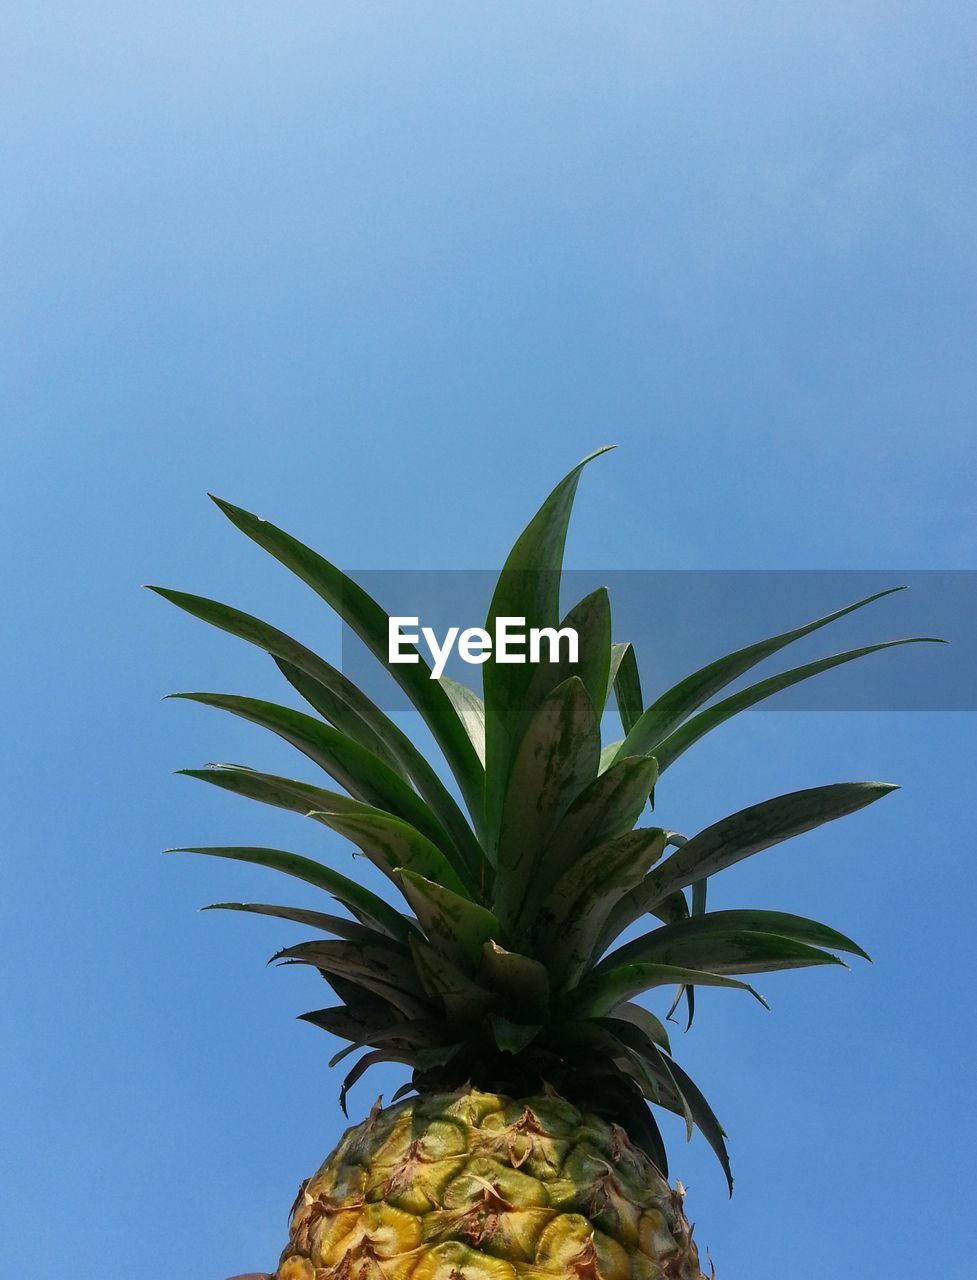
[276,1089,707,1280]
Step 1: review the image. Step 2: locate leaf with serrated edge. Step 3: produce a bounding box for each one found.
[438,677,486,767]
[205,497,486,830]
[490,1016,543,1053]
[608,642,642,734]
[616,587,909,759]
[339,1049,410,1116]
[167,845,410,940]
[520,588,612,727]
[649,638,943,775]
[202,902,401,945]
[495,676,600,931]
[570,963,768,1018]
[409,936,499,1024]
[600,908,868,972]
[169,692,466,877]
[275,656,405,775]
[479,941,550,1022]
[529,755,659,918]
[148,587,483,880]
[276,939,430,1018]
[397,869,501,969]
[536,828,667,985]
[604,782,898,943]
[664,1054,733,1194]
[482,448,613,851]
[596,929,846,978]
[307,808,467,898]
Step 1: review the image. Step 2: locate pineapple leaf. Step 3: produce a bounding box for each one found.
[202,902,399,944]
[495,676,600,929]
[601,909,868,972]
[307,809,468,898]
[149,587,483,880]
[397,869,501,968]
[651,637,944,775]
[274,657,406,776]
[479,941,551,1022]
[437,677,486,767]
[326,1020,447,1068]
[207,496,485,827]
[531,754,659,909]
[606,782,898,939]
[409,936,500,1024]
[276,939,430,1018]
[597,739,624,775]
[617,586,908,759]
[299,1005,393,1042]
[179,764,374,819]
[537,828,668,986]
[168,693,462,869]
[607,642,642,733]
[339,1049,411,1117]
[167,845,411,940]
[663,1054,733,1194]
[482,447,613,849]
[490,1016,543,1053]
[570,963,769,1017]
[592,1017,669,1074]
[521,588,612,720]
[611,1002,672,1053]
[596,928,846,978]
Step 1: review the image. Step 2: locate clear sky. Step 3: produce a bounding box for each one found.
[2,5,975,1277]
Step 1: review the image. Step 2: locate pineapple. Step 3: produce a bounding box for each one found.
[153,448,934,1278]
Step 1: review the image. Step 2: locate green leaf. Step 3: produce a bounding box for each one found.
[605,782,898,939]
[409,936,499,1024]
[490,1016,543,1053]
[651,638,943,775]
[570,963,768,1017]
[616,587,909,760]
[521,588,612,720]
[663,1055,733,1193]
[339,1049,410,1116]
[201,901,399,945]
[276,938,430,1018]
[167,845,411,940]
[326,1020,447,1068]
[596,928,846,978]
[274,657,406,776]
[479,941,551,1022]
[179,764,373,820]
[678,875,709,1030]
[536,828,668,986]
[600,1005,671,1053]
[437,677,486,767]
[413,1043,466,1073]
[531,754,659,906]
[494,677,600,930]
[607,642,642,734]
[149,587,484,881]
[482,447,614,849]
[169,693,466,874]
[307,808,467,898]
[597,739,624,775]
[299,1004,394,1043]
[602,909,868,971]
[397,870,501,968]
[207,497,485,823]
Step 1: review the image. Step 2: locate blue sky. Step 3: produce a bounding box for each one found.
[2,4,975,1277]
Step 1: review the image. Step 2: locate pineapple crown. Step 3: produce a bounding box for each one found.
[151,447,938,1191]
